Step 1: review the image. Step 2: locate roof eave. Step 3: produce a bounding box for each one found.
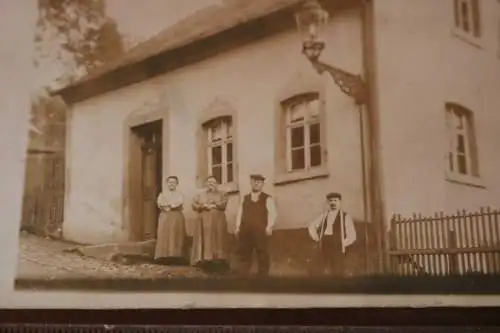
[51,0,361,105]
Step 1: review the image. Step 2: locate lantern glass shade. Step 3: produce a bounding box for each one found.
[295,0,329,45]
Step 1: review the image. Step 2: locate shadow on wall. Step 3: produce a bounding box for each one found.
[71,220,376,277]
[225,221,375,277]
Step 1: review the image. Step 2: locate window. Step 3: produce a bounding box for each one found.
[204,116,234,184]
[445,103,479,178]
[197,97,239,192]
[274,73,329,185]
[453,0,481,39]
[283,93,323,172]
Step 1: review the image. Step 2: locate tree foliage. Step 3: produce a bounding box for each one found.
[35,0,125,84]
[31,0,125,139]
[28,89,66,152]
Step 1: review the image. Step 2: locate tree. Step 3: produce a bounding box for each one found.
[28,89,66,152]
[35,0,125,86]
[31,0,125,136]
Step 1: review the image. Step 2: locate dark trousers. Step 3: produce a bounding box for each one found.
[314,235,346,277]
[238,225,270,276]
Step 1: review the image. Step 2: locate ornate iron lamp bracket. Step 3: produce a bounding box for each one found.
[310,59,367,106]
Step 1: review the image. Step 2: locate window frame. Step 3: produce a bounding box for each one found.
[444,102,483,187]
[205,116,234,185]
[283,93,323,173]
[274,91,329,186]
[197,97,239,193]
[452,0,482,45]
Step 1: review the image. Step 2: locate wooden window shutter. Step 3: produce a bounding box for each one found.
[275,103,287,175]
[471,0,481,37]
[467,113,480,177]
[453,0,460,28]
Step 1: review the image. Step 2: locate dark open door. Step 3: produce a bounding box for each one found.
[134,120,162,241]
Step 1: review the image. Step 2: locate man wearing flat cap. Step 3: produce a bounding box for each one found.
[308,192,357,276]
[235,174,277,276]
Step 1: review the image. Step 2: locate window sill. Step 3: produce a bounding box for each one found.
[218,181,239,194]
[451,28,482,49]
[445,172,486,189]
[274,168,329,186]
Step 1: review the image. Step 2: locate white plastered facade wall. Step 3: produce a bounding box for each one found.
[372,0,500,223]
[63,9,367,245]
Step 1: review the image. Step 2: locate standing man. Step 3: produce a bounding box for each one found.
[308,192,357,277]
[235,174,277,277]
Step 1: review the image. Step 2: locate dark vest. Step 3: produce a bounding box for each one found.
[241,192,269,228]
[318,211,347,240]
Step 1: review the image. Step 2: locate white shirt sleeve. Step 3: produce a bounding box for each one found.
[266,196,277,230]
[235,197,244,231]
[156,193,167,208]
[344,213,357,247]
[308,213,324,242]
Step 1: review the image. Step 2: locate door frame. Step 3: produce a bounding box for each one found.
[138,120,163,240]
[123,109,169,242]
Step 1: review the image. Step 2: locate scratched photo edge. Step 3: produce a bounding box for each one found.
[14,0,500,295]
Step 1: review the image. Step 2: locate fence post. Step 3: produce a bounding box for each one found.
[448,228,459,275]
[387,215,397,276]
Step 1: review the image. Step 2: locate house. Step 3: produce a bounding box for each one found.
[52,0,500,275]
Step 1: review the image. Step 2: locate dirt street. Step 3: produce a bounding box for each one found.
[16,232,206,281]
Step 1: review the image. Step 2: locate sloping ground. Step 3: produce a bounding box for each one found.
[16,232,206,281]
[16,223,375,282]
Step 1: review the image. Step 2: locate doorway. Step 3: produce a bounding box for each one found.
[129,120,163,241]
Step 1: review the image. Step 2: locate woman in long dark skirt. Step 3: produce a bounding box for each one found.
[191,176,230,273]
[154,176,187,265]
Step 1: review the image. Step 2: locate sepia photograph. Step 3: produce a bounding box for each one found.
[11,0,500,296]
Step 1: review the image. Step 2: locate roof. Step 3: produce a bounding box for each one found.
[54,0,302,98]
[53,0,360,103]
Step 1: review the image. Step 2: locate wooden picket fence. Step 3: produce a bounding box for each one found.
[388,207,500,276]
[20,153,65,238]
